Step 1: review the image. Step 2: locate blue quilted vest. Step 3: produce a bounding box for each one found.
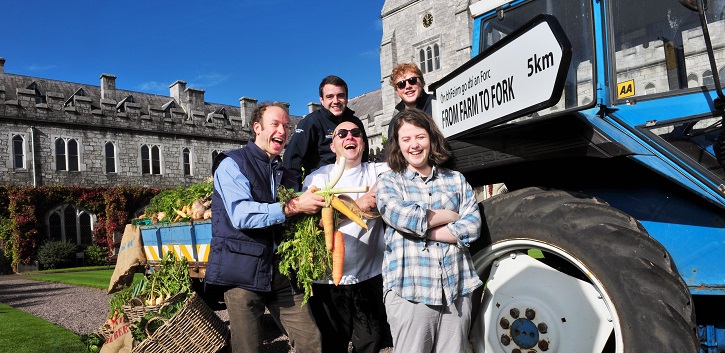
[204,143,298,291]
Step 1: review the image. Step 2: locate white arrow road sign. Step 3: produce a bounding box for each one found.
[430,15,572,138]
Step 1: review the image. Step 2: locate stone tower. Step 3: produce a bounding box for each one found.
[379,0,479,132]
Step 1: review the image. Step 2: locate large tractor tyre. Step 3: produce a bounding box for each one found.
[469,187,698,353]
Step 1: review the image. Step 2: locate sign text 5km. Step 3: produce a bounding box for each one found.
[430,15,572,138]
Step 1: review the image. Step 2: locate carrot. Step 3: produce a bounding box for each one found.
[332,230,345,286]
[330,196,368,230]
[321,206,335,250]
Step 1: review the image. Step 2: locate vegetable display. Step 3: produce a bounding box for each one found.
[277,157,374,303]
[136,251,193,307]
[137,179,213,224]
[99,251,193,349]
[81,332,104,353]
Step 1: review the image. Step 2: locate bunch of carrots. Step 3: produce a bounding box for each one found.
[278,157,370,303]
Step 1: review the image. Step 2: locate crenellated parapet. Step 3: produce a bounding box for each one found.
[0,61,271,144]
[0,57,303,188]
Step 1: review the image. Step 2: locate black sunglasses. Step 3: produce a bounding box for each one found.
[395,76,419,89]
[334,128,362,139]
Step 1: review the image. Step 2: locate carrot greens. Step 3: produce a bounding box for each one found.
[277,187,331,304]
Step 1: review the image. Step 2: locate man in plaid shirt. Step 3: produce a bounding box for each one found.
[376,108,482,353]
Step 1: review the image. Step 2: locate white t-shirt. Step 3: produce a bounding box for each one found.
[303,161,390,285]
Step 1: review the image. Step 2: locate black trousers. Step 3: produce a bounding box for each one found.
[309,275,390,353]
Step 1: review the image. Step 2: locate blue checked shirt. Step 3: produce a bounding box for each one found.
[376,166,483,306]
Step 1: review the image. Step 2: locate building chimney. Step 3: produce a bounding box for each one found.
[0,57,5,87]
[276,101,290,112]
[169,80,187,104]
[240,97,258,127]
[308,102,322,114]
[186,87,204,114]
[100,73,116,101]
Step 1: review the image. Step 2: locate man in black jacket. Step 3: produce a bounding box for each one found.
[283,75,369,185]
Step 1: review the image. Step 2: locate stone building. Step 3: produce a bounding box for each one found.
[0,57,305,256]
[0,57,296,189]
[0,1,483,185]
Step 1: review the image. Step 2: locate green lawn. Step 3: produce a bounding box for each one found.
[0,302,87,353]
[27,269,117,289]
[25,265,145,290]
[1,267,145,352]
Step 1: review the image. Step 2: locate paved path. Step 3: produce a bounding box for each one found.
[0,275,294,352]
[0,275,111,335]
[0,275,393,353]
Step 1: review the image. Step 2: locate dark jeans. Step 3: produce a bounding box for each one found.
[309,275,390,353]
[224,267,321,353]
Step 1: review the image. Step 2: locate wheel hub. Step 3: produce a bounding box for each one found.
[510,318,539,348]
[496,300,555,352]
[471,251,613,353]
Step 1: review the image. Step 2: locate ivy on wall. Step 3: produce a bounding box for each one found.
[0,185,158,270]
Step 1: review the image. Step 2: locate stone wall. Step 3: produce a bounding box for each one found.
[0,58,263,189]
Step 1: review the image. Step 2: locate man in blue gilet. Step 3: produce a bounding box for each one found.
[205,102,326,353]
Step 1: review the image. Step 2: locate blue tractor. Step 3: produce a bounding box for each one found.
[433,0,725,351]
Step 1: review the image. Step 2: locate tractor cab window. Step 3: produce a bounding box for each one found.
[611,0,725,101]
[644,116,725,185]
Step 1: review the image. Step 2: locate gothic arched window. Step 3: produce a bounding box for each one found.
[183,147,192,176]
[55,138,80,171]
[12,134,25,169]
[46,204,95,246]
[105,142,116,173]
[141,144,162,175]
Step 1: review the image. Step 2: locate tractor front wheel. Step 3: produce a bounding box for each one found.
[470,187,698,353]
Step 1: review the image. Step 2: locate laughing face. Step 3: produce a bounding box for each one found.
[253,105,290,159]
[397,121,432,176]
[330,121,365,168]
[320,84,348,117]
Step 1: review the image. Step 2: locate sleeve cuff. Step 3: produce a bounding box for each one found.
[269,203,286,225]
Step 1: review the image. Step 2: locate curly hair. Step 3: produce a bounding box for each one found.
[390,63,426,88]
[249,101,288,141]
[386,109,450,173]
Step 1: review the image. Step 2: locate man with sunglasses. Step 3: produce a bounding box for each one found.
[283,75,369,185]
[302,121,391,353]
[386,63,436,145]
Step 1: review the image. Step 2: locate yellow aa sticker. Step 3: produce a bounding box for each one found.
[617,79,635,99]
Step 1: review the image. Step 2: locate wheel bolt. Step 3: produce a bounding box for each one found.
[537,322,548,333]
[500,317,510,329]
[525,308,536,320]
[501,334,511,346]
[512,349,522,353]
[510,308,520,318]
[539,340,550,351]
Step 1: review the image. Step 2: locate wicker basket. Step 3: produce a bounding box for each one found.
[122,293,186,323]
[131,292,229,353]
[94,323,115,341]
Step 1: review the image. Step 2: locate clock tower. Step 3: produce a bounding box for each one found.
[378,0,480,139]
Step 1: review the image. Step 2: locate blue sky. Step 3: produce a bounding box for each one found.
[0,1,385,117]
